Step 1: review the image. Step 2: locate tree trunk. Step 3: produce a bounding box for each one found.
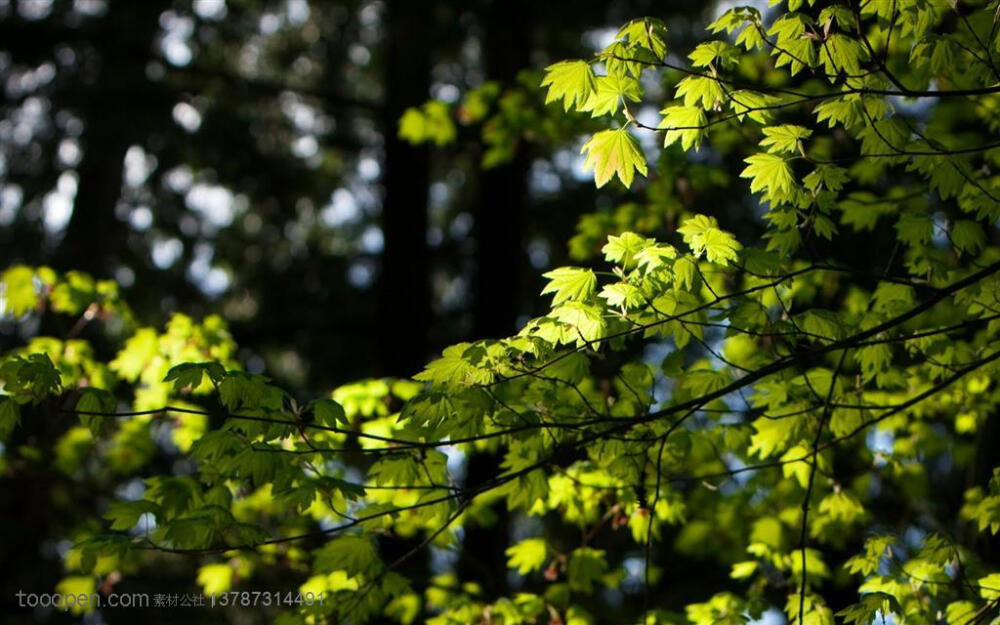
[374,2,434,621]
[55,1,168,277]
[378,0,433,378]
[472,0,531,340]
[457,0,533,597]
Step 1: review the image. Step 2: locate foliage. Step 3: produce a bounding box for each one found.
[5,2,1000,624]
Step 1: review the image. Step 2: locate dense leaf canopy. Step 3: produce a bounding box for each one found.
[4,1,1000,624]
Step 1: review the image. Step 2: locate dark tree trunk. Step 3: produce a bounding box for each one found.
[54,1,168,276]
[472,0,531,340]
[457,0,533,596]
[378,0,433,378]
[373,3,434,621]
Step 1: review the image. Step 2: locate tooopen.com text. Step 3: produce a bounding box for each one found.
[15,590,150,610]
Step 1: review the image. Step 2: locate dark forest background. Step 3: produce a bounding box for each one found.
[1,0,715,388]
[0,1,758,623]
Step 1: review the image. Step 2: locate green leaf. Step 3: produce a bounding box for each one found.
[4,353,62,399]
[839,192,892,231]
[369,455,422,486]
[550,302,607,346]
[735,23,766,51]
[325,476,367,501]
[218,373,286,412]
[398,101,456,146]
[49,271,100,315]
[541,60,597,112]
[729,90,781,123]
[399,392,454,430]
[781,445,812,488]
[872,282,914,314]
[730,560,758,579]
[894,212,933,246]
[845,535,895,576]
[803,165,849,192]
[55,576,97,614]
[818,5,855,30]
[1,265,39,316]
[581,74,642,117]
[164,362,225,393]
[812,215,837,240]
[315,534,380,576]
[76,388,115,434]
[768,13,817,75]
[546,352,590,384]
[415,343,493,387]
[749,414,797,458]
[741,153,796,198]
[541,267,598,305]
[635,244,678,271]
[77,388,114,414]
[0,398,20,442]
[197,563,234,594]
[858,118,911,163]
[599,282,645,311]
[505,538,548,575]
[616,17,668,60]
[567,547,607,592]
[819,34,867,77]
[837,593,899,625]
[676,215,742,266]
[789,547,830,581]
[979,573,1000,600]
[814,95,868,130]
[104,499,161,530]
[857,343,892,378]
[111,328,158,382]
[708,7,758,37]
[801,310,842,341]
[580,129,648,188]
[759,125,812,155]
[675,75,725,110]
[659,105,708,151]
[952,220,986,254]
[912,36,959,76]
[688,41,740,68]
[312,398,349,426]
[681,368,733,396]
[673,256,698,291]
[944,601,978,625]
[818,491,866,523]
[602,232,653,268]
[917,156,969,200]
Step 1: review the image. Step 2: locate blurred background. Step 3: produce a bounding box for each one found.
[0,0,725,389]
[0,1,755,622]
